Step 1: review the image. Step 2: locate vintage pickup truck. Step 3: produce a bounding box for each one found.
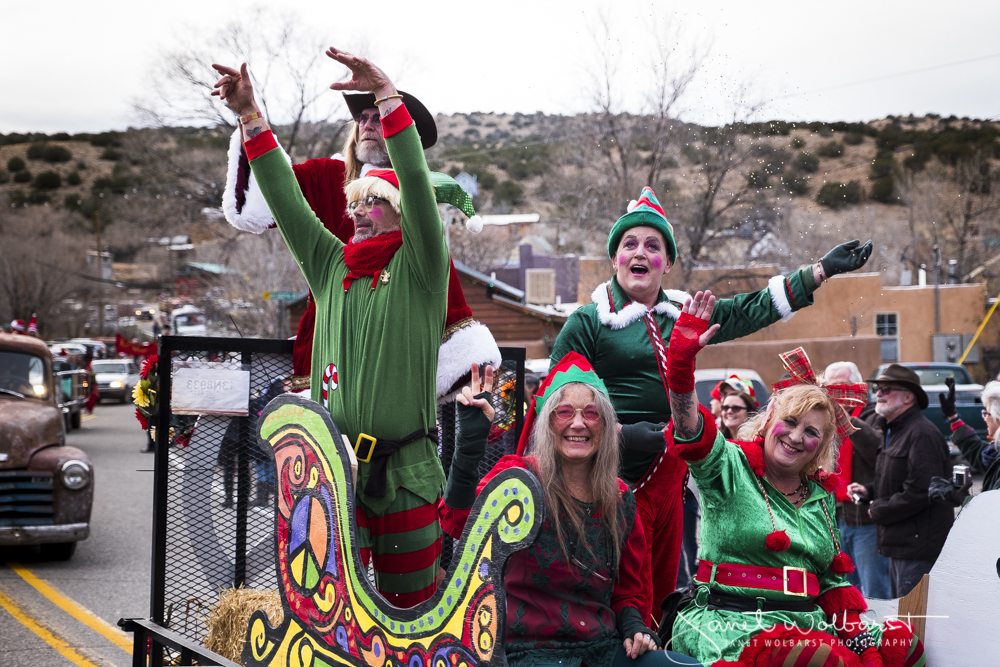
[0,333,93,559]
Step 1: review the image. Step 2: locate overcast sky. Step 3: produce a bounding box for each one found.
[4,0,1000,133]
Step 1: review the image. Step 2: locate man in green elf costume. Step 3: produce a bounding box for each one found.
[212,49,451,607]
[549,186,873,623]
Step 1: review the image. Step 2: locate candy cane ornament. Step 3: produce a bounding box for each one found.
[321,363,338,407]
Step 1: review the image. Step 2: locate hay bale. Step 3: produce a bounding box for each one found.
[204,587,283,664]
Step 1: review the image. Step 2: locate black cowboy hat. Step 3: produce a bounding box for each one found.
[869,364,928,410]
[343,91,437,149]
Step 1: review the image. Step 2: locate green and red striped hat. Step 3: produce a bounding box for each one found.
[606,186,677,262]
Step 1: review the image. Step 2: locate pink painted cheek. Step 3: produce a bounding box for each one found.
[801,435,820,453]
[368,207,384,222]
[771,421,789,439]
[650,256,663,270]
[618,254,630,268]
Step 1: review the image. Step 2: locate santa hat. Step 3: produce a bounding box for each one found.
[27,314,37,334]
[607,186,678,262]
[10,319,25,333]
[515,352,610,456]
[345,170,483,233]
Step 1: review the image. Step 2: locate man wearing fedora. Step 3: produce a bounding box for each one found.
[847,364,954,598]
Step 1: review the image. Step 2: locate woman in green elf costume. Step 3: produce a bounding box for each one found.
[549,186,873,624]
[659,291,925,667]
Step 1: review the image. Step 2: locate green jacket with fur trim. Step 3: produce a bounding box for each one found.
[550,270,818,484]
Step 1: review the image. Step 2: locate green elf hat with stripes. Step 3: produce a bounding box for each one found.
[515,351,610,455]
[429,172,484,233]
[606,186,677,262]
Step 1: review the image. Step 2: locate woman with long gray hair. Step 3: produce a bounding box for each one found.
[438,352,701,667]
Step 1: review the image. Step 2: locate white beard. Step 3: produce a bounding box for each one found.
[356,139,389,168]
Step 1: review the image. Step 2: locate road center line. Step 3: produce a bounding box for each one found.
[7,563,133,654]
[0,585,104,667]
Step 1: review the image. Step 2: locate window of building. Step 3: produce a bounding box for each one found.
[875,312,899,362]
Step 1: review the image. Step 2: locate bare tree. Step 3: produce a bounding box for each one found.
[898,153,1000,289]
[196,231,307,338]
[672,90,768,285]
[133,7,347,157]
[584,11,709,210]
[0,207,93,338]
[448,226,518,276]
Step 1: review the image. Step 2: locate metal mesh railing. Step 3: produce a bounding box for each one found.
[152,338,293,645]
[150,338,524,648]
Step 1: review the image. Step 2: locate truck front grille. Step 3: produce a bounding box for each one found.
[0,470,54,526]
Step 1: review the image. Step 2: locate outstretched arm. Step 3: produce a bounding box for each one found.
[667,291,720,440]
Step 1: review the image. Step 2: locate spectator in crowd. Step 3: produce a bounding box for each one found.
[848,364,954,598]
[708,381,731,423]
[662,294,919,666]
[824,361,892,599]
[439,355,700,667]
[936,377,999,493]
[719,380,757,439]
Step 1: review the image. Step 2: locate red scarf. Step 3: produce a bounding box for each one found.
[342,230,403,290]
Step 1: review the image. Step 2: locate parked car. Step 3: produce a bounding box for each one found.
[90,359,140,403]
[67,338,108,359]
[871,362,986,461]
[694,368,770,413]
[48,342,88,358]
[0,333,93,560]
[51,358,87,430]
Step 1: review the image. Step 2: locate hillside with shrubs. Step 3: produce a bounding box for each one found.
[1,111,999,334]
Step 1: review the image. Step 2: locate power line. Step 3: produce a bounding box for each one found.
[773,51,1000,101]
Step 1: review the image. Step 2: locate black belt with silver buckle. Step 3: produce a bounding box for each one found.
[358,427,439,498]
[699,587,818,613]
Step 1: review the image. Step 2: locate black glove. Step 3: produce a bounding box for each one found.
[928,475,972,506]
[820,239,873,277]
[615,605,661,649]
[444,393,493,509]
[938,377,957,420]
[620,421,667,452]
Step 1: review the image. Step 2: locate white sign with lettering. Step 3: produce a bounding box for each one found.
[172,367,251,415]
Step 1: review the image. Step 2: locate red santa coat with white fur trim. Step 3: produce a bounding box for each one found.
[221,129,500,399]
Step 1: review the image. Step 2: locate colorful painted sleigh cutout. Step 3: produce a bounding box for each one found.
[243,395,543,667]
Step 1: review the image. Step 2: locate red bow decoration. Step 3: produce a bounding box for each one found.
[772,347,869,441]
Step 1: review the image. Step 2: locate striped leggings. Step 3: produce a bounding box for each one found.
[356,487,442,608]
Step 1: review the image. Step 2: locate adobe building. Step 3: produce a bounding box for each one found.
[578,259,997,385]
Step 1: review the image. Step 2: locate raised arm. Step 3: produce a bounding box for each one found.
[211,62,341,291]
[326,49,447,292]
[666,292,720,439]
[708,239,873,341]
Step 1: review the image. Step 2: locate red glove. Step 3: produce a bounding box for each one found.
[666,312,709,394]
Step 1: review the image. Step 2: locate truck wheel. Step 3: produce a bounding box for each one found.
[120,387,130,404]
[40,542,77,561]
[70,411,82,429]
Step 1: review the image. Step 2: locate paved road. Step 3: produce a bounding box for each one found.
[0,402,153,667]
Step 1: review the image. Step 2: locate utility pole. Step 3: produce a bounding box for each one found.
[95,212,105,336]
[933,244,941,335]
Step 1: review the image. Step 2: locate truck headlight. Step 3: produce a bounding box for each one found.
[61,460,91,491]
[110,381,123,388]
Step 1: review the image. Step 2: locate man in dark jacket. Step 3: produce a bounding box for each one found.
[847,364,953,598]
[825,361,892,598]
